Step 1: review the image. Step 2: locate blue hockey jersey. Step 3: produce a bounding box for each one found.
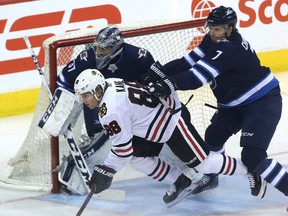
[164,30,279,108]
[57,42,155,92]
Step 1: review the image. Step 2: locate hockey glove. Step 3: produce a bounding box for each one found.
[141,61,166,85]
[148,76,177,99]
[89,165,116,194]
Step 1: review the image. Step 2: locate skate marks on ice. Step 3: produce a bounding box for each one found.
[40,175,287,216]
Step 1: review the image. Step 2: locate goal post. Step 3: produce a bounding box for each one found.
[1,19,216,193]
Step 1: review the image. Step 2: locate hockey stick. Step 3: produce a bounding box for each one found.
[147,79,194,115]
[23,35,90,192]
[23,36,53,99]
[158,94,194,115]
[76,187,125,216]
[23,36,125,199]
[204,103,218,110]
[76,187,95,216]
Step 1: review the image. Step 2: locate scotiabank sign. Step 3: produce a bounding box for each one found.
[239,0,288,27]
[0,0,287,76]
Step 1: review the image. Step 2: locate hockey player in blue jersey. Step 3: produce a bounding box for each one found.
[142,6,288,198]
[55,26,196,206]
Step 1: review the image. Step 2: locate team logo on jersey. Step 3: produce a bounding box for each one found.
[99,103,107,118]
[138,48,147,58]
[108,64,118,73]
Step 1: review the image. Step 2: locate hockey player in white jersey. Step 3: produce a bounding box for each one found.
[45,26,198,201]
[73,69,264,206]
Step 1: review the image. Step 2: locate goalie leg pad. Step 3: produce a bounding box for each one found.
[58,132,111,195]
[38,87,83,136]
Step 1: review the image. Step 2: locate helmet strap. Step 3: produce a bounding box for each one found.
[224,25,234,38]
[110,47,123,60]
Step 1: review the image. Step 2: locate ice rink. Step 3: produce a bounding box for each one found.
[0,72,287,216]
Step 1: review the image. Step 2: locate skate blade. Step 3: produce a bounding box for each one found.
[257,180,267,199]
[165,184,197,208]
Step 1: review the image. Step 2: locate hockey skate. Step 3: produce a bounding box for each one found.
[190,174,219,195]
[247,171,267,198]
[163,174,196,207]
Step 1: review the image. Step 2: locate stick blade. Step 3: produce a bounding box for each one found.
[93,189,125,201]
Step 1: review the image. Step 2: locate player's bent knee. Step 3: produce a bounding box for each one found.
[205,124,232,151]
[241,146,267,170]
[129,156,158,173]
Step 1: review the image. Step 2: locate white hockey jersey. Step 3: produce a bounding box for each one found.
[98,78,182,171]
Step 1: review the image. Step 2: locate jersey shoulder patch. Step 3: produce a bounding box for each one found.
[99,102,107,118]
[79,50,89,61]
[79,48,95,61]
[138,48,148,58]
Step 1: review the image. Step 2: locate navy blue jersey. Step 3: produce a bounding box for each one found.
[166,30,279,108]
[57,42,155,92]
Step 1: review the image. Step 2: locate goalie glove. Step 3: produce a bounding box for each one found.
[90,165,116,194]
[141,61,166,85]
[148,76,178,99]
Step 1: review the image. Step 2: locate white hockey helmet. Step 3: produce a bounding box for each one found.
[74,69,105,99]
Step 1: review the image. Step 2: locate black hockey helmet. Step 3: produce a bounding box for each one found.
[94,26,124,69]
[207,6,237,31]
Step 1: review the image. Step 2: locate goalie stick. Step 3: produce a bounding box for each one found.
[23,35,91,192]
[23,36,52,99]
[23,35,125,200]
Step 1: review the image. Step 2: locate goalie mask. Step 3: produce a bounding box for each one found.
[74,69,106,102]
[93,26,124,69]
[207,6,237,31]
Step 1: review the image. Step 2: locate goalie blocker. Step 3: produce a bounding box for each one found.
[38,87,83,136]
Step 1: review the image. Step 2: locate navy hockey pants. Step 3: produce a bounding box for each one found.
[205,86,282,169]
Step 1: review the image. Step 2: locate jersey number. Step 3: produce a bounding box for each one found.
[126,81,158,108]
[67,59,76,72]
[103,82,157,136]
[103,120,121,136]
[212,50,223,60]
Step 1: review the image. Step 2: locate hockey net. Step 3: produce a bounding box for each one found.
[1,19,216,193]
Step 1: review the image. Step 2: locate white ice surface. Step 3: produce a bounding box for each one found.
[0,72,287,216]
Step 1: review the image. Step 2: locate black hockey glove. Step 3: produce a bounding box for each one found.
[141,61,166,85]
[148,76,177,99]
[89,165,116,194]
